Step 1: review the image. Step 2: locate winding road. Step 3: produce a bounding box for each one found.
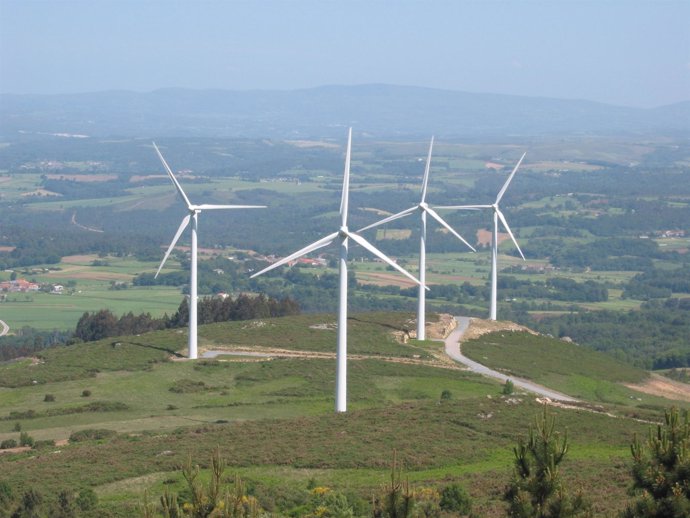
[444,316,578,402]
[0,319,9,337]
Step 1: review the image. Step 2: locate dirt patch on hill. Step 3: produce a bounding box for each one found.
[0,446,31,455]
[21,189,62,197]
[61,254,98,264]
[356,272,419,288]
[476,229,509,247]
[485,162,505,170]
[624,373,690,402]
[425,313,457,340]
[45,174,117,182]
[462,318,537,342]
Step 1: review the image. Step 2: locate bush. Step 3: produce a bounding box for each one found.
[81,389,92,397]
[0,439,17,449]
[43,394,55,402]
[19,431,34,448]
[13,422,21,431]
[69,429,117,443]
[32,439,56,450]
[76,488,98,511]
[440,389,452,401]
[623,407,690,517]
[169,379,207,393]
[440,483,472,514]
[502,379,515,395]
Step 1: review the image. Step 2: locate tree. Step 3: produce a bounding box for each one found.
[622,407,690,517]
[372,451,415,518]
[505,407,591,518]
[439,484,472,515]
[150,448,261,517]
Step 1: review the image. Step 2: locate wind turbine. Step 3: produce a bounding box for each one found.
[250,128,423,413]
[436,152,527,321]
[152,142,266,360]
[357,137,476,340]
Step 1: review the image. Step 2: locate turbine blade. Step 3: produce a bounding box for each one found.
[194,204,266,210]
[495,152,526,204]
[357,206,417,233]
[152,142,192,208]
[155,214,191,278]
[420,136,434,203]
[339,128,352,227]
[347,232,425,288]
[250,231,339,279]
[425,207,477,252]
[496,208,525,260]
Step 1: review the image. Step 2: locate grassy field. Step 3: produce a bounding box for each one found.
[0,312,685,517]
[458,330,689,408]
[1,255,183,331]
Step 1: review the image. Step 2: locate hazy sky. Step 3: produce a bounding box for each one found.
[1,0,688,107]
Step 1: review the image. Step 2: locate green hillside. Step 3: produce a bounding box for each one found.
[0,312,688,517]
[461,330,660,406]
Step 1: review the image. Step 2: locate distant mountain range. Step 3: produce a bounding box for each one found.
[1,84,688,139]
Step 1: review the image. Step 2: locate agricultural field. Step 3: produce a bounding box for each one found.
[0,254,183,331]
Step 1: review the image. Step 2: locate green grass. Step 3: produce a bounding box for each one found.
[0,287,182,330]
[459,331,679,406]
[0,310,685,517]
[199,312,428,358]
[0,254,184,330]
[0,397,656,517]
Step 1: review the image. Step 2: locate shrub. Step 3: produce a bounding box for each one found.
[440,389,452,401]
[69,429,117,443]
[169,379,207,393]
[33,439,56,450]
[623,407,690,517]
[502,379,515,395]
[19,431,34,448]
[0,439,17,449]
[440,483,472,514]
[76,488,98,511]
[43,394,55,402]
[505,407,591,517]
[81,389,92,397]
[13,422,21,431]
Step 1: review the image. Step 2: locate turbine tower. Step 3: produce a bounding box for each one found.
[357,137,476,340]
[250,128,423,412]
[152,142,265,359]
[437,152,526,321]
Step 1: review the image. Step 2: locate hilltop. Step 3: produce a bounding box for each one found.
[0,312,689,516]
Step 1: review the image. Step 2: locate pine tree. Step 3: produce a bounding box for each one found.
[505,407,591,518]
[622,407,690,518]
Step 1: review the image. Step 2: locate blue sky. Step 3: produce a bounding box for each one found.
[0,0,688,107]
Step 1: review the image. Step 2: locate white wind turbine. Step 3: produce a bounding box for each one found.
[357,137,476,340]
[436,152,527,321]
[152,142,266,359]
[250,128,423,413]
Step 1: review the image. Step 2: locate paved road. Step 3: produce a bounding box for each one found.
[0,319,9,337]
[444,316,578,402]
